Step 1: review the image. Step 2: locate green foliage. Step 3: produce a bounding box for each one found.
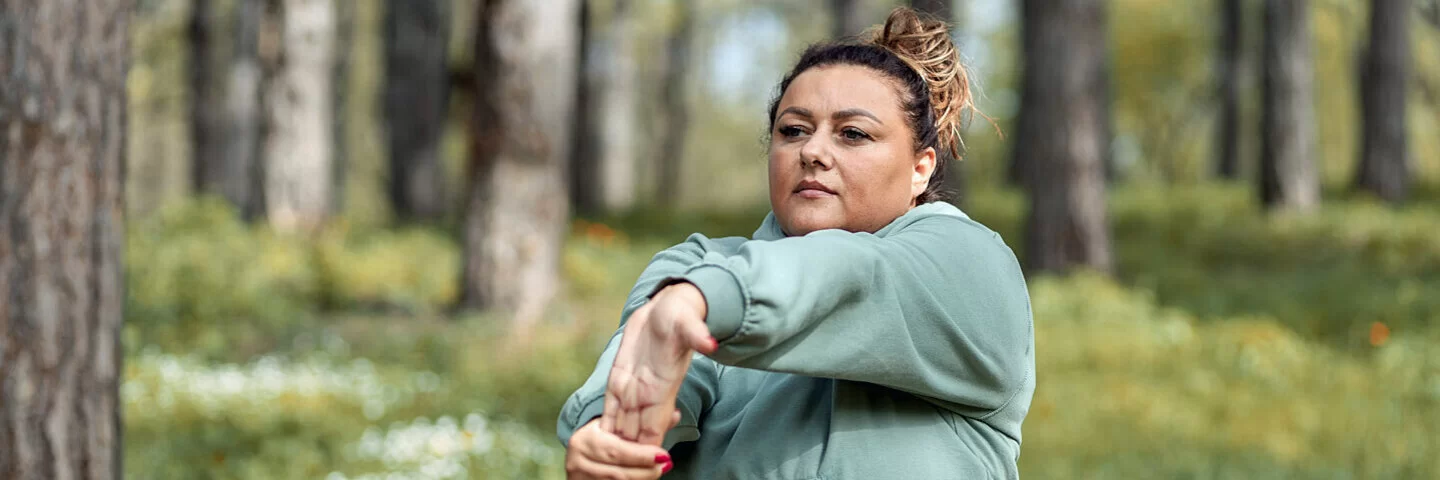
[125,199,461,361]
[1108,185,1440,348]
[959,184,1440,350]
[123,348,567,479]
[125,187,1440,478]
[126,198,321,359]
[1025,272,1440,478]
[315,225,461,312]
[1110,0,1215,182]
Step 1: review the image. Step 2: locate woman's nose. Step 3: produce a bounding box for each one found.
[799,136,833,170]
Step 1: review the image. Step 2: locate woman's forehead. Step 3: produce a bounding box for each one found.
[778,65,905,120]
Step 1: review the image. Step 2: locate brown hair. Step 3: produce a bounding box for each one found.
[768,7,986,204]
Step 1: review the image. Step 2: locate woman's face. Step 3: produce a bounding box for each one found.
[768,65,936,236]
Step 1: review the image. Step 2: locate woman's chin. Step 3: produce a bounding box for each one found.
[778,207,848,236]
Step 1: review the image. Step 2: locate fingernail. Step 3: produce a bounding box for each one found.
[662,461,674,474]
[655,453,670,464]
[708,337,719,351]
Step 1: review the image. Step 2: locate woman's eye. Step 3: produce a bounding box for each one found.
[778,125,806,138]
[841,127,871,141]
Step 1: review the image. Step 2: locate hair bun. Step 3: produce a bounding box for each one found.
[868,7,972,158]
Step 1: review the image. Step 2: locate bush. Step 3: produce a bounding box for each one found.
[126,198,320,359]
[1024,272,1440,478]
[960,184,1440,350]
[315,224,460,312]
[126,199,462,360]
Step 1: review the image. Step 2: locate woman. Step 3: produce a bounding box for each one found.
[558,8,1033,479]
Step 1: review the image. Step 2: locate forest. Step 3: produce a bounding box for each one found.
[2,0,1439,478]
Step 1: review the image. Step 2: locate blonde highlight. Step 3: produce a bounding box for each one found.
[866,7,991,159]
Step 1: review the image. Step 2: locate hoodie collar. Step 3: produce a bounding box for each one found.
[750,202,967,241]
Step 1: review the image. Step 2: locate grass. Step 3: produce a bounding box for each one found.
[124,185,1440,478]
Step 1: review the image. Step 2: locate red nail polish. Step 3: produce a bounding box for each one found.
[655,453,670,464]
[662,461,674,474]
[709,337,719,351]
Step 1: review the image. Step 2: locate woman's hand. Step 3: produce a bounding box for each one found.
[602,282,716,446]
[566,418,676,479]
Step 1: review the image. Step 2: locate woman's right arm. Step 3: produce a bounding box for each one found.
[556,234,742,449]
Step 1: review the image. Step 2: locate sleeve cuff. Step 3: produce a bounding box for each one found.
[558,395,606,447]
[679,263,747,342]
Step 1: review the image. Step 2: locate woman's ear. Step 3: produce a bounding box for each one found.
[912,147,937,199]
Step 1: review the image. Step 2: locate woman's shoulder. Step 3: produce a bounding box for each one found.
[893,202,1007,243]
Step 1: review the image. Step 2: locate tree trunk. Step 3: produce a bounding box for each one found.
[192,0,265,218]
[189,0,227,198]
[1016,0,1113,274]
[573,0,639,215]
[570,0,597,214]
[1260,0,1320,211]
[1007,0,1033,189]
[1097,44,1115,183]
[232,0,266,220]
[598,0,639,213]
[0,0,130,477]
[655,0,695,207]
[263,0,337,232]
[1216,0,1243,179]
[1012,0,1110,189]
[384,0,451,221]
[831,0,867,39]
[1355,0,1412,203]
[460,0,579,324]
[331,0,355,215]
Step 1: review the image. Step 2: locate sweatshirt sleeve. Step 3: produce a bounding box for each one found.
[672,214,1033,418]
[556,235,733,449]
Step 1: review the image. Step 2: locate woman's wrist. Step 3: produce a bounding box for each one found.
[658,282,708,321]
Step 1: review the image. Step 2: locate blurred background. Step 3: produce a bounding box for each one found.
[113,0,1440,477]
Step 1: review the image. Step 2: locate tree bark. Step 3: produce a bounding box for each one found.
[384,0,451,221]
[232,0,266,220]
[831,0,867,39]
[655,0,694,207]
[1215,0,1243,179]
[569,0,597,214]
[0,0,130,477]
[331,0,355,215]
[192,0,265,218]
[597,0,639,213]
[263,0,337,232]
[1097,42,1115,183]
[573,0,639,215]
[1260,0,1320,211]
[1007,0,1033,189]
[460,0,579,324]
[189,0,226,197]
[1355,0,1412,203]
[1011,0,1111,189]
[1016,0,1113,274]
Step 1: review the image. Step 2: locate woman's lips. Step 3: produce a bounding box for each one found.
[794,180,837,199]
[795,188,837,199]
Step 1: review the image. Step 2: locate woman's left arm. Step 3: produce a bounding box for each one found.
[675,213,1033,416]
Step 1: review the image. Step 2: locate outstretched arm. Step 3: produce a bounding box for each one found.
[556,235,742,448]
[664,212,1032,417]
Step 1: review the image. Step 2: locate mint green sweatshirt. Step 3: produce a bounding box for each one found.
[557,202,1035,479]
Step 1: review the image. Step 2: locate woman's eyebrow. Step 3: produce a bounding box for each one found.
[833,108,882,124]
[778,106,813,119]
